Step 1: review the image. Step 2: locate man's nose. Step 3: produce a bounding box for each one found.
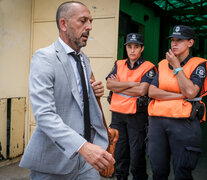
[86,21,92,31]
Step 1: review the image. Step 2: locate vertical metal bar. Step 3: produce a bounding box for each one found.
[0,99,7,160]
[7,99,11,158]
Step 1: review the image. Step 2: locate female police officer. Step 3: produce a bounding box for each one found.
[106,33,156,180]
[148,25,207,180]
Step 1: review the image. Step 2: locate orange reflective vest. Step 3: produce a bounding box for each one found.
[110,59,156,114]
[148,57,207,122]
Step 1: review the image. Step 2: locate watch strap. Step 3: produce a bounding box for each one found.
[173,67,183,75]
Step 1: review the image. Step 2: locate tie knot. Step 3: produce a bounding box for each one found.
[70,52,81,62]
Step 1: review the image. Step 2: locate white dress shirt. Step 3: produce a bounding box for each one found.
[58,37,90,110]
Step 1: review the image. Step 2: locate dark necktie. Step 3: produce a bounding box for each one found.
[70,53,91,141]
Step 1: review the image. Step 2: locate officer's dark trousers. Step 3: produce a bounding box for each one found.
[111,112,148,180]
[147,116,202,180]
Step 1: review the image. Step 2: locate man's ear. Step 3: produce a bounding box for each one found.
[59,18,67,32]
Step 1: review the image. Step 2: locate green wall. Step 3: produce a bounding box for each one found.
[118,0,160,66]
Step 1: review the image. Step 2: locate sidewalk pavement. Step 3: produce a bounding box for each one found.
[0,162,30,180]
[0,162,116,180]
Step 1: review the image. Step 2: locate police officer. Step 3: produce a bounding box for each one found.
[106,33,156,180]
[148,25,207,180]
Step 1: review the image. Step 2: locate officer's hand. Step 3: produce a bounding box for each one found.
[90,80,104,97]
[78,142,115,171]
[166,49,180,68]
[110,74,119,81]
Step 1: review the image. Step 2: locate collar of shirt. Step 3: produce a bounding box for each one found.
[58,37,85,66]
[168,54,192,69]
[125,56,145,70]
[58,37,89,100]
[58,37,82,56]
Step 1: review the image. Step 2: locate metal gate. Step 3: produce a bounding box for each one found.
[0,98,25,161]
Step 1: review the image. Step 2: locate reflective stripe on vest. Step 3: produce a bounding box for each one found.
[115,92,140,98]
[110,59,155,114]
[148,57,207,121]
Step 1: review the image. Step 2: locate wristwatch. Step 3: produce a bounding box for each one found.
[173,67,183,75]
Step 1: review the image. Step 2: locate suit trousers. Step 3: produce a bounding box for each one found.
[147,116,202,180]
[30,155,100,180]
[111,111,148,180]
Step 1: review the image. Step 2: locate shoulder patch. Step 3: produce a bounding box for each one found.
[146,69,155,79]
[196,66,206,78]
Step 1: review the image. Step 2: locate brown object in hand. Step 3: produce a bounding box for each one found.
[90,72,119,178]
[99,127,119,177]
[96,96,119,177]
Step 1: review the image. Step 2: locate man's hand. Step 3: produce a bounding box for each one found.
[78,142,115,171]
[90,80,104,97]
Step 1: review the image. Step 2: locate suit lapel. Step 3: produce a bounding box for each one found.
[54,40,82,113]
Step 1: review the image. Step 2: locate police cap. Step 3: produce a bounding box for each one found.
[167,25,195,40]
[124,33,144,45]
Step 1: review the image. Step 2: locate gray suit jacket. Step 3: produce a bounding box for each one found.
[19,39,108,174]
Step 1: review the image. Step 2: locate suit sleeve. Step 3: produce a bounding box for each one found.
[29,50,86,159]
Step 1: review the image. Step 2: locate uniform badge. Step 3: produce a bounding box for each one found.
[175,26,180,32]
[173,26,181,35]
[130,34,137,41]
[146,69,155,79]
[196,66,206,78]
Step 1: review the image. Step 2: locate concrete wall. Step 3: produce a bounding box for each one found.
[0,0,31,98]
[0,0,32,163]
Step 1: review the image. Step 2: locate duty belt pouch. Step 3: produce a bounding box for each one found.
[107,91,113,104]
[137,96,149,112]
[189,101,205,121]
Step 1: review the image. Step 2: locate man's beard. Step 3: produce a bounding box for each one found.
[67,32,87,51]
[75,38,87,49]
